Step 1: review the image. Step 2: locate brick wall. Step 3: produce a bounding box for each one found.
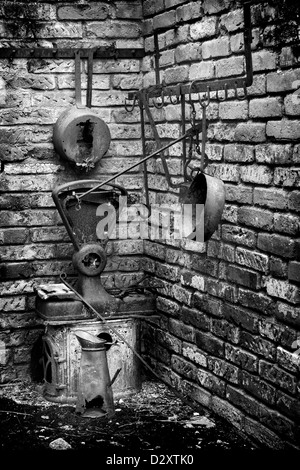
[140,0,300,449]
[0,1,144,382]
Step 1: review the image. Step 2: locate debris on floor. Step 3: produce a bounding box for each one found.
[0,379,256,453]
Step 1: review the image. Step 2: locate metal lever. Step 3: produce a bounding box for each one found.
[75,48,95,109]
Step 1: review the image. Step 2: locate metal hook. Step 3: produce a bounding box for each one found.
[199,85,210,108]
[169,93,180,105]
[235,81,247,100]
[216,83,228,101]
[152,86,165,109]
[125,94,137,112]
[188,80,197,104]
[188,80,197,125]
[169,84,181,105]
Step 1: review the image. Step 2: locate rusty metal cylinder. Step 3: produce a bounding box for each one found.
[53,107,111,168]
[75,330,115,418]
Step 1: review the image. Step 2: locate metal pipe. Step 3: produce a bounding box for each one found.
[154,32,160,86]
[76,123,202,201]
[139,101,151,210]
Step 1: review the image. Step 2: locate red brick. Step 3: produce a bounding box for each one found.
[181,305,210,331]
[240,164,272,184]
[206,279,237,302]
[274,213,300,235]
[197,369,226,397]
[240,331,276,360]
[258,320,297,348]
[277,347,299,373]
[181,381,212,408]
[172,284,193,306]
[153,10,176,30]
[192,293,222,317]
[238,288,274,315]
[219,100,248,120]
[267,69,300,93]
[226,386,262,418]
[274,167,300,187]
[191,255,218,276]
[115,2,143,19]
[57,4,109,20]
[207,357,240,384]
[189,61,215,81]
[165,65,189,84]
[225,185,253,205]
[176,1,203,23]
[257,233,297,258]
[238,206,273,231]
[276,391,300,422]
[289,191,300,212]
[270,257,287,279]
[255,143,293,164]
[267,121,300,141]
[222,225,256,248]
[224,144,254,163]
[253,188,288,210]
[252,50,277,71]
[242,370,276,405]
[202,37,230,59]
[190,16,217,40]
[171,355,197,381]
[215,56,244,78]
[275,302,300,328]
[244,417,285,449]
[143,0,164,16]
[220,9,244,31]
[211,318,240,343]
[249,97,282,118]
[288,261,300,283]
[266,278,300,304]
[225,344,258,372]
[203,0,231,14]
[174,43,200,63]
[195,330,224,357]
[0,228,28,245]
[169,318,194,342]
[211,396,244,430]
[227,265,261,289]
[259,360,297,394]
[235,247,269,273]
[182,342,206,367]
[156,296,181,317]
[222,303,259,333]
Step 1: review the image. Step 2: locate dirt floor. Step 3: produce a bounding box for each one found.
[0,378,260,462]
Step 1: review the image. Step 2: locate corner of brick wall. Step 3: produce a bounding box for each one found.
[141,0,300,449]
[0,1,144,382]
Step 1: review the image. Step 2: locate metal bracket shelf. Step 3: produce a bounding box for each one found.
[0,47,145,60]
[128,2,253,102]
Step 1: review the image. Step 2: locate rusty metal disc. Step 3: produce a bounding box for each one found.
[53,107,111,169]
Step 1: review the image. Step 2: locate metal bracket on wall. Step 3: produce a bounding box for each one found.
[0,46,145,60]
[127,1,253,103]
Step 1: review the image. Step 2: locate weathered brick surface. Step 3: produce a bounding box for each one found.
[240,331,276,360]
[258,360,297,394]
[242,371,276,405]
[226,265,261,289]
[225,344,258,372]
[257,234,297,258]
